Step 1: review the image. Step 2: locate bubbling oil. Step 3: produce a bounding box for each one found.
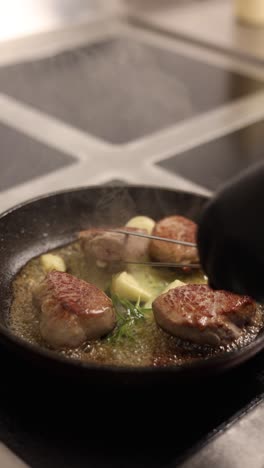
[9,240,264,368]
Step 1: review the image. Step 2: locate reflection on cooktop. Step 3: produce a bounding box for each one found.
[158,119,264,191]
[0,123,75,191]
[0,38,263,144]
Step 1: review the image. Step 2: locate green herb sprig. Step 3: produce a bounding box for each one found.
[107,295,152,344]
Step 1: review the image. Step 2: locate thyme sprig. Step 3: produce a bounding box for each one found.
[107,295,152,344]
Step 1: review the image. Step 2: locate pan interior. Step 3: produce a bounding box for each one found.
[1,186,264,373]
[9,232,264,368]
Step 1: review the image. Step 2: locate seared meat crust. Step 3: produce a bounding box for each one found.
[34,271,116,348]
[149,215,199,264]
[153,284,256,346]
[79,227,149,265]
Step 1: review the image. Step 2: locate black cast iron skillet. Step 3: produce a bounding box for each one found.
[0,185,264,387]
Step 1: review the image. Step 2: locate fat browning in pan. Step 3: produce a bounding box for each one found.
[9,215,264,368]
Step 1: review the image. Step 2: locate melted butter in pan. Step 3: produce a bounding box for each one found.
[9,241,264,368]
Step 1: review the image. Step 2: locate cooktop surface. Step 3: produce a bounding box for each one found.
[0,37,263,144]
[0,341,264,468]
[158,119,264,191]
[0,122,76,192]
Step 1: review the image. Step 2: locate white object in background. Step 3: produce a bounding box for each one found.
[0,443,28,467]
[0,0,100,42]
[235,0,264,26]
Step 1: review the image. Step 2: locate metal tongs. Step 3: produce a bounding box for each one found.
[103,228,200,269]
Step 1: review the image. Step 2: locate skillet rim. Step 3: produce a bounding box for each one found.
[0,184,263,376]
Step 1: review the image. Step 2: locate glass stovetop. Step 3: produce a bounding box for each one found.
[0,36,262,144]
[0,122,75,191]
[158,119,264,191]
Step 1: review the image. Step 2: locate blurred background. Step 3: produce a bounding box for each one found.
[0,0,263,213]
[0,0,114,41]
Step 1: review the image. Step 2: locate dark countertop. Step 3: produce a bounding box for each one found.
[0,344,264,468]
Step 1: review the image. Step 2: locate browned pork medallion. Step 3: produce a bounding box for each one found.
[149,215,199,264]
[34,271,116,348]
[10,212,264,368]
[79,227,149,267]
[153,284,257,346]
